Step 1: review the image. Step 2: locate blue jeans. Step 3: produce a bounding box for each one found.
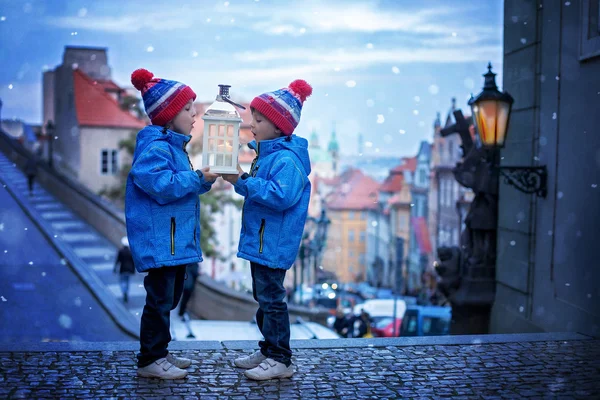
[119,274,131,298]
[251,262,291,366]
[137,265,186,368]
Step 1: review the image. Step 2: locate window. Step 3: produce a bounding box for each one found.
[348,230,355,242]
[101,149,118,175]
[580,0,600,61]
[360,231,366,242]
[348,211,355,220]
[418,169,426,186]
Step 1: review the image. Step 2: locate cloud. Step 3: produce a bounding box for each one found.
[232,45,502,69]
[45,0,495,41]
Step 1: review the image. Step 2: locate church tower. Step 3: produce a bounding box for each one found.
[327,122,340,174]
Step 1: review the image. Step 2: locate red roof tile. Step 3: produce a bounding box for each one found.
[96,80,122,92]
[380,173,404,193]
[391,157,417,173]
[74,69,146,129]
[327,169,381,210]
[411,216,432,254]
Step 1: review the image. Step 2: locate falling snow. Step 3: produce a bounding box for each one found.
[59,314,73,329]
[376,115,385,124]
[391,66,400,74]
[345,80,356,88]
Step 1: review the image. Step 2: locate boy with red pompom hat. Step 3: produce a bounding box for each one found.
[222,80,313,380]
[126,68,218,379]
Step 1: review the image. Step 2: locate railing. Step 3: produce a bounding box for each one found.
[0,129,127,248]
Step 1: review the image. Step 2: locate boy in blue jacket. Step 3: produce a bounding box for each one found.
[126,68,218,379]
[222,79,313,380]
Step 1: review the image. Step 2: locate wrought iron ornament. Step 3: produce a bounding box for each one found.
[498,166,547,198]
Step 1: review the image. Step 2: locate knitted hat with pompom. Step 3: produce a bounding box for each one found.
[130,68,196,126]
[250,80,312,136]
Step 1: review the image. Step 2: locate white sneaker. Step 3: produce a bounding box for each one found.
[234,350,267,369]
[244,358,294,381]
[167,353,192,369]
[137,358,187,379]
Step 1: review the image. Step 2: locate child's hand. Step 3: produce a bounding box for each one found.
[221,164,245,184]
[199,166,219,182]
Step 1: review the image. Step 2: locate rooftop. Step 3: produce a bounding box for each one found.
[73,69,146,130]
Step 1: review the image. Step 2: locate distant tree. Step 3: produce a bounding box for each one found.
[120,94,145,120]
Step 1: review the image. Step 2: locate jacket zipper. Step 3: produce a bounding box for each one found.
[183,142,194,170]
[170,217,176,255]
[259,219,265,253]
[250,142,260,174]
[243,143,260,234]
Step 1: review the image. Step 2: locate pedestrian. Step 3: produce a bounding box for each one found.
[178,263,200,321]
[125,68,219,380]
[333,306,350,338]
[355,309,374,338]
[222,79,313,380]
[24,156,37,196]
[113,236,135,303]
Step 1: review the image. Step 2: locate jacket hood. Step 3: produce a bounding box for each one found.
[248,135,311,175]
[132,125,191,163]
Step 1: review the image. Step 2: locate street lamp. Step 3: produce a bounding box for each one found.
[308,207,331,285]
[469,63,547,198]
[45,120,55,169]
[468,63,514,148]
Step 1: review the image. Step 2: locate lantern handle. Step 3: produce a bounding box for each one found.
[222,97,247,110]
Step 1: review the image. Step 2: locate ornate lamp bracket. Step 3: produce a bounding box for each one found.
[498,166,548,198]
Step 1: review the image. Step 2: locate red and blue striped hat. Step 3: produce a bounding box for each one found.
[250,80,312,136]
[131,68,196,126]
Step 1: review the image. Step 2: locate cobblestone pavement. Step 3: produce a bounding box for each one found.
[1,339,599,399]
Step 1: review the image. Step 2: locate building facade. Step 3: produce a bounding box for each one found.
[43,46,145,193]
[323,169,380,283]
[407,141,432,293]
[492,0,600,336]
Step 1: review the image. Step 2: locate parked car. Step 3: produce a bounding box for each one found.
[353,298,407,337]
[399,305,452,336]
[371,316,403,338]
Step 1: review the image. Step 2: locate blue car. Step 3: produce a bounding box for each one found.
[399,305,452,336]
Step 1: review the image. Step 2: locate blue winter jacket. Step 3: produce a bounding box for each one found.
[233,135,311,270]
[125,125,213,272]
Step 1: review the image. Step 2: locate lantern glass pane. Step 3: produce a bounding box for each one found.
[495,101,510,147]
[224,154,232,166]
[216,154,224,166]
[227,125,234,137]
[473,100,499,147]
[217,140,225,152]
[209,124,217,137]
[225,140,233,153]
[218,125,225,137]
[208,139,216,152]
[208,153,215,165]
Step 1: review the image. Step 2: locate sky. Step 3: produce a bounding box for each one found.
[0,0,504,157]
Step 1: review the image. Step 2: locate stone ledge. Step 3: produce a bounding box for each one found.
[0,332,590,353]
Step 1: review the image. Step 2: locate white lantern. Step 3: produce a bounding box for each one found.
[201,85,244,174]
